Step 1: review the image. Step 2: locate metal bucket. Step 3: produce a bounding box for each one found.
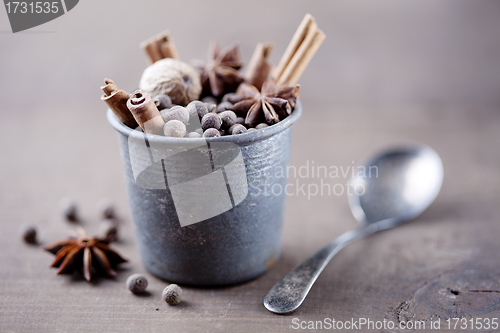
[107,103,302,286]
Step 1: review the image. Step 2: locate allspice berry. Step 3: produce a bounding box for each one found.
[187,132,202,138]
[162,284,182,305]
[99,218,118,241]
[161,106,190,125]
[186,101,208,120]
[203,128,221,138]
[228,124,247,135]
[201,113,221,131]
[139,58,202,106]
[164,120,187,138]
[20,224,37,244]
[216,101,233,113]
[59,197,77,222]
[97,198,116,219]
[218,111,237,129]
[152,94,173,110]
[126,274,148,294]
[256,123,269,129]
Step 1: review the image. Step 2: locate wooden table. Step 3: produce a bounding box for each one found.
[1,1,499,332]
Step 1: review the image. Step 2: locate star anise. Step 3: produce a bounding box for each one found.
[193,42,244,98]
[230,78,300,126]
[42,228,127,281]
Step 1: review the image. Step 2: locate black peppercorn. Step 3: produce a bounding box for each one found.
[152,94,173,110]
[203,128,221,138]
[201,113,222,131]
[218,110,237,129]
[126,274,148,294]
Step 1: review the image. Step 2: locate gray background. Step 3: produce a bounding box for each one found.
[1,1,499,332]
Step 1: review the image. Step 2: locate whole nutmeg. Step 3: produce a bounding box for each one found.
[19,224,37,244]
[139,58,202,106]
[59,197,77,222]
[164,120,187,138]
[218,111,237,129]
[161,106,190,125]
[126,274,148,294]
[201,113,221,131]
[203,128,221,138]
[162,284,182,305]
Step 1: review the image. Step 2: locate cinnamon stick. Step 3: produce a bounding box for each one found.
[244,42,274,91]
[101,79,137,128]
[274,14,325,85]
[126,90,165,135]
[140,31,180,64]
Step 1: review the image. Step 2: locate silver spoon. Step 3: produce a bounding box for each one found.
[264,144,443,314]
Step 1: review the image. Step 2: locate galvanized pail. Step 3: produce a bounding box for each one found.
[107,103,301,285]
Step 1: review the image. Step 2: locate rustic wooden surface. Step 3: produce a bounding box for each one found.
[1,1,500,332]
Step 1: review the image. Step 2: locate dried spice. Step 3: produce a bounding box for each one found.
[139,58,202,106]
[193,43,244,98]
[231,78,300,126]
[42,228,127,282]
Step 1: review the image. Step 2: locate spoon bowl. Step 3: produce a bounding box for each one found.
[264,144,443,314]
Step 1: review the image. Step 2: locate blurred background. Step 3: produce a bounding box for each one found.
[1,0,499,331]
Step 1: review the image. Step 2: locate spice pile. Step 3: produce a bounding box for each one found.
[101,14,325,138]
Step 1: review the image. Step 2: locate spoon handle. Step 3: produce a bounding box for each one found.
[263,225,378,314]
